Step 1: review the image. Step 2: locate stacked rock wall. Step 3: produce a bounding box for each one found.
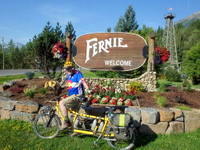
[85,72,157,92]
[1,96,200,134]
[0,96,39,121]
[125,107,200,134]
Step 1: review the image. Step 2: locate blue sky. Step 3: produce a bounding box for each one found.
[0,0,199,44]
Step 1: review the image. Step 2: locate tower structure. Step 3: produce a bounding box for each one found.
[162,13,179,71]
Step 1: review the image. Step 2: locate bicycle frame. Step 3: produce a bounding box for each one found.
[55,101,115,137]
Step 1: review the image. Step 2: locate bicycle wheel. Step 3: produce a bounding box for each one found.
[33,113,61,139]
[107,127,136,150]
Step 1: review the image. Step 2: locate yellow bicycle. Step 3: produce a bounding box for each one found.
[33,96,137,150]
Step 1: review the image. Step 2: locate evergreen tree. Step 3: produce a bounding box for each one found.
[155,26,164,47]
[65,22,76,42]
[137,25,154,40]
[32,22,64,78]
[55,22,64,41]
[183,42,200,84]
[106,27,112,32]
[115,5,138,32]
[115,17,126,32]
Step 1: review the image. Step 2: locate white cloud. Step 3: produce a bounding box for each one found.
[38,4,80,25]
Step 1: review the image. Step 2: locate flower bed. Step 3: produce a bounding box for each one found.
[86,81,145,106]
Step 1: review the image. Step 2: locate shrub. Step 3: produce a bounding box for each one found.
[158,81,171,92]
[24,87,36,98]
[37,88,47,95]
[182,43,200,84]
[25,72,35,80]
[164,67,181,82]
[127,81,145,92]
[182,79,192,91]
[154,93,167,107]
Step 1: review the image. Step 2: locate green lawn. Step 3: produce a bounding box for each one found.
[0,71,97,85]
[0,120,200,150]
[0,73,43,85]
[81,70,99,78]
[157,79,200,90]
[0,74,27,84]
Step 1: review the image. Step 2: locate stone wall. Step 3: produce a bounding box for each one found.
[125,107,200,134]
[85,71,157,92]
[1,96,200,134]
[0,96,39,121]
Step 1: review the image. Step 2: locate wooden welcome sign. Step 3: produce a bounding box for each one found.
[73,33,147,71]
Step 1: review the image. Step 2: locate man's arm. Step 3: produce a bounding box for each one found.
[81,78,89,90]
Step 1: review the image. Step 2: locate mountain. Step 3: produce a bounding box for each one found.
[177,11,200,26]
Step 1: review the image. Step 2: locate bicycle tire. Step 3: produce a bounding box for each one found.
[33,113,60,139]
[107,127,136,150]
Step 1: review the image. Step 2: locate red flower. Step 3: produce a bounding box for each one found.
[109,98,117,105]
[155,47,170,63]
[100,97,109,104]
[124,99,134,106]
[52,42,65,54]
[91,99,98,104]
[104,96,111,100]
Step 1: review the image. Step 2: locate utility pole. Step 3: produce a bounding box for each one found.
[1,38,5,70]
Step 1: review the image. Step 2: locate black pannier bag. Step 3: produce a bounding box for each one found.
[110,113,131,127]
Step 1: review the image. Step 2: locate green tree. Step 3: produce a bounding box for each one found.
[182,42,200,84]
[65,22,76,42]
[106,27,112,32]
[155,26,164,47]
[115,5,138,32]
[21,42,36,69]
[55,22,64,41]
[115,17,126,32]
[32,22,65,78]
[136,25,154,40]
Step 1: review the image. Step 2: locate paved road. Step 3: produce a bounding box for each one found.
[0,69,39,76]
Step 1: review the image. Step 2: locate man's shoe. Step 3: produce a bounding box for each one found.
[60,122,71,130]
[70,133,79,137]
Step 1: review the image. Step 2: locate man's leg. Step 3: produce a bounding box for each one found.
[59,95,77,128]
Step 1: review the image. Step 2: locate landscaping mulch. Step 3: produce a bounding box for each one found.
[2,78,200,109]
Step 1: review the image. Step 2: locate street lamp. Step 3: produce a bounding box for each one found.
[1,38,5,70]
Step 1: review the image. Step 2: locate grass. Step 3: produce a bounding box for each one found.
[157,79,200,90]
[1,119,200,150]
[0,70,97,85]
[176,105,192,111]
[157,79,182,88]
[0,74,27,84]
[0,73,42,85]
[81,70,99,78]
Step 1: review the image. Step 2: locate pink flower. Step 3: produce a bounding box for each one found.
[118,97,124,102]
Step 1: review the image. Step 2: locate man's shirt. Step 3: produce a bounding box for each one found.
[66,71,84,96]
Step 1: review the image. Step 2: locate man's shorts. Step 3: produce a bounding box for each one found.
[61,95,80,111]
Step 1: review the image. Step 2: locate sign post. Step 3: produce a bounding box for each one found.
[147,35,155,72]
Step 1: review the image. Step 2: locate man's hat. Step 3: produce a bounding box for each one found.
[64,61,73,68]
